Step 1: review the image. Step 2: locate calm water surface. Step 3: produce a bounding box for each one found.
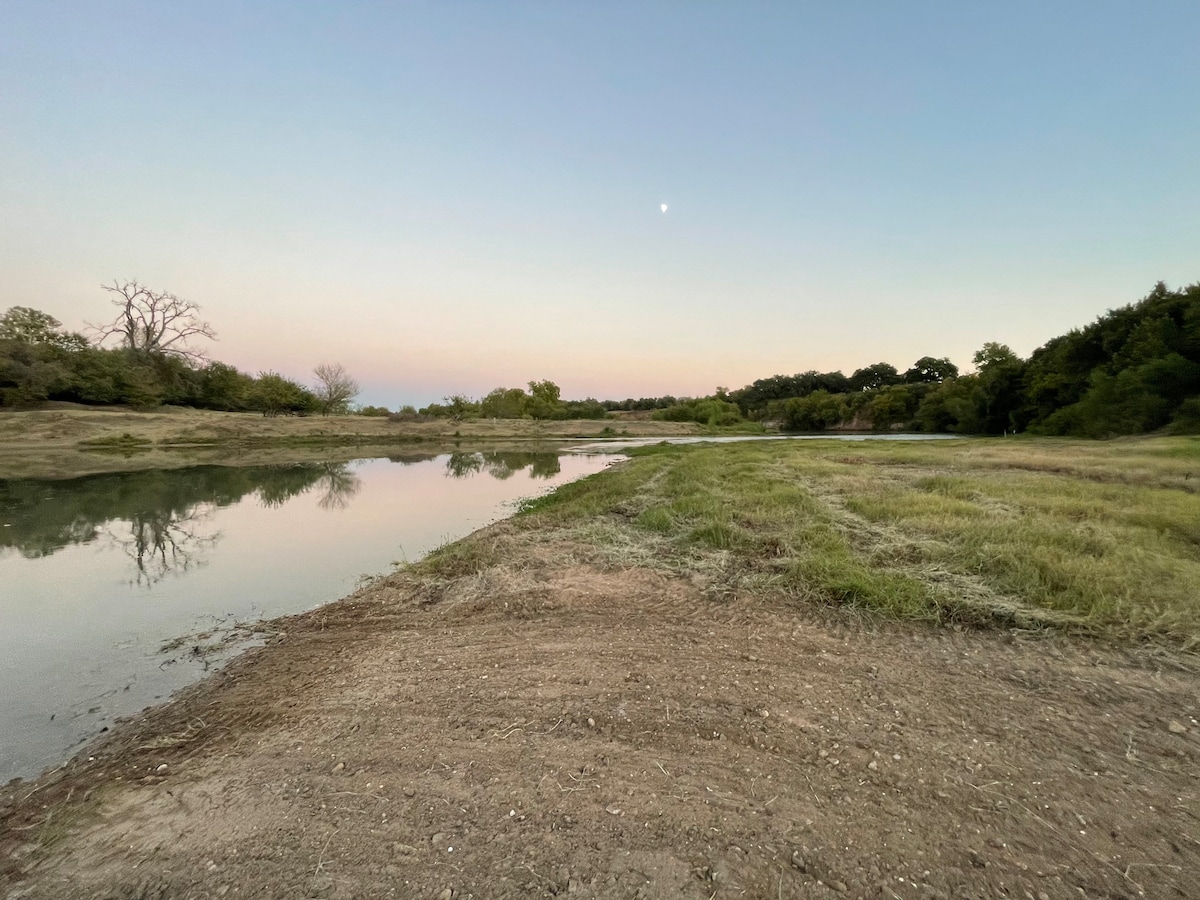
[0,449,619,782]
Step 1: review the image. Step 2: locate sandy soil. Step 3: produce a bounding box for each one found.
[2,524,1197,900]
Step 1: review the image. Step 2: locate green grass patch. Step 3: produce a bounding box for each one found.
[512,436,1200,644]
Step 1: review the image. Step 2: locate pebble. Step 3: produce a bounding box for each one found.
[332,762,345,774]
[438,889,453,900]
[867,760,878,771]
[432,832,447,845]
[403,787,416,798]
[1168,720,1188,734]
[790,851,806,872]
[829,880,848,892]
[155,764,168,775]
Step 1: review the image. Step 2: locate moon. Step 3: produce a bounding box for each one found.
[660,203,668,213]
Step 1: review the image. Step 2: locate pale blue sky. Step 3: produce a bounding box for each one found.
[2,1,1197,406]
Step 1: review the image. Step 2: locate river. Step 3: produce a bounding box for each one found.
[0,448,619,782]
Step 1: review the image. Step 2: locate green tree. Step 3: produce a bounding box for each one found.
[196,362,254,410]
[0,341,74,406]
[480,386,529,419]
[972,343,1026,433]
[250,372,318,417]
[849,362,902,392]
[903,356,959,384]
[0,306,88,350]
[527,380,565,419]
[778,390,847,431]
[867,384,918,430]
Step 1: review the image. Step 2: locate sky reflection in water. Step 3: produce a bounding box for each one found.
[0,450,617,782]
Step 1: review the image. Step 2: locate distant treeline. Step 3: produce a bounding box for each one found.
[718,281,1199,437]
[3,281,1198,437]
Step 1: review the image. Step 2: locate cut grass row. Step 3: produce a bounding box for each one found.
[421,436,1200,646]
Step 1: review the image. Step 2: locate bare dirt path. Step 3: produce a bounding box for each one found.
[3,527,1197,900]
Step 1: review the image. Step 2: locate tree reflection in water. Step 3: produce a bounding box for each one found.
[0,453,562,584]
[107,505,221,587]
[0,461,362,584]
[444,451,561,481]
[315,463,363,511]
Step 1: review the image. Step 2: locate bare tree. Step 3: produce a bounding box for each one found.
[90,280,216,360]
[313,362,361,415]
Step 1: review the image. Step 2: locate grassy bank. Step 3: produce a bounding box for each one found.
[0,405,710,478]
[419,435,1200,645]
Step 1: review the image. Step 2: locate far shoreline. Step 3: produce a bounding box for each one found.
[0,404,715,479]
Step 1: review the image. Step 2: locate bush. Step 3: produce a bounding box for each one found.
[653,398,743,427]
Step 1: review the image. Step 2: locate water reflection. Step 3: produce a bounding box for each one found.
[1,450,622,783]
[0,463,362,573]
[107,506,220,587]
[0,452,560,572]
[444,451,562,481]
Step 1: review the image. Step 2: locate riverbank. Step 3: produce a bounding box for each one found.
[0,405,706,479]
[2,437,1198,899]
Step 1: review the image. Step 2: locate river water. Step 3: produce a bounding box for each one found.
[0,449,619,783]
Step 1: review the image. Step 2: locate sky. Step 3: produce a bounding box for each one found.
[2,1,1198,408]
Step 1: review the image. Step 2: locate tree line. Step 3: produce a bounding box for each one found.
[712,281,1198,436]
[3,280,1197,437]
[0,282,360,416]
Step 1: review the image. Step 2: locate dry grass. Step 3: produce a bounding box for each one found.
[0,405,705,479]
[0,404,701,452]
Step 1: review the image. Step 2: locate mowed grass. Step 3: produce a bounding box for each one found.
[512,436,1200,645]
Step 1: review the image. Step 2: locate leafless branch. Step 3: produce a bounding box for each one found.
[88,279,217,361]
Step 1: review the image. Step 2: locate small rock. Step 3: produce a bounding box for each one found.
[568,878,580,893]
[790,851,806,872]
[867,760,878,771]
[759,709,770,718]
[403,787,416,798]
[587,718,596,728]
[1168,720,1188,734]
[155,764,168,775]
[829,880,848,893]
[431,832,447,845]
[438,890,453,900]
[332,762,345,774]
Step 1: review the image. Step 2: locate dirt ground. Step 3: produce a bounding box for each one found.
[2,527,1198,900]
